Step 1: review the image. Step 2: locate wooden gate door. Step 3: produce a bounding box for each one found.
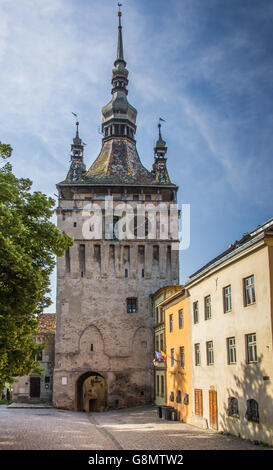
[209,390,218,429]
[30,377,41,398]
[194,389,203,416]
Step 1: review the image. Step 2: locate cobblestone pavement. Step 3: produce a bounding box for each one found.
[0,405,270,451]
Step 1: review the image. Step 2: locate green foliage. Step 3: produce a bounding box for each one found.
[0,141,73,389]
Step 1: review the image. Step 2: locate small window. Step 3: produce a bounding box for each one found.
[90,344,94,352]
[160,375,165,397]
[204,295,211,320]
[169,314,173,332]
[125,268,128,278]
[206,340,214,365]
[194,343,201,366]
[170,391,174,402]
[246,333,257,363]
[133,195,139,201]
[227,397,239,417]
[246,399,259,423]
[145,195,151,201]
[193,301,199,324]
[45,376,50,383]
[227,337,236,364]
[171,348,175,367]
[141,268,145,278]
[73,222,77,227]
[223,285,232,312]
[180,346,185,368]
[176,390,182,403]
[127,298,137,313]
[178,309,184,329]
[244,275,256,306]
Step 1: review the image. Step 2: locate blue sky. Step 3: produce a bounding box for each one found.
[0,0,272,312]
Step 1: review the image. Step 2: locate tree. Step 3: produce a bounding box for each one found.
[0,142,73,389]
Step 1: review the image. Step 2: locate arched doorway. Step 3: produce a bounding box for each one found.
[76,372,107,412]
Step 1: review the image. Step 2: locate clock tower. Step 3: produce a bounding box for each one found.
[53,9,179,411]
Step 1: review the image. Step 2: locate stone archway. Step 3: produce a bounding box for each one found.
[76,372,107,412]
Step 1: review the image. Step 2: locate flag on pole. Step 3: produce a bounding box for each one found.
[161,351,167,362]
[155,351,163,361]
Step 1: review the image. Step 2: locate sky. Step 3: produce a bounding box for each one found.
[0,0,273,312]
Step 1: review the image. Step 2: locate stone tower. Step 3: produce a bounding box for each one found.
[53,9,179,411]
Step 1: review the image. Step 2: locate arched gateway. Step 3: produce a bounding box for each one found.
[76,372,107,412]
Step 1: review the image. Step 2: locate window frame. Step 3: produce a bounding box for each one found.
[127,297,138,313]
[223,285,232,313]
[178,309,184,329]
[243,275,256,306]
[246,333,257,363]
[169,314,173,333]
[206,340,214,365]
[204,295,212,320]
[193,301,199,324]
[170,348,175,367]
[179,346,185,368]
[227,337,237,364]
[194,343,201,366]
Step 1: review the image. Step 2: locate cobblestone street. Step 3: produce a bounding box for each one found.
[0,405,269,451]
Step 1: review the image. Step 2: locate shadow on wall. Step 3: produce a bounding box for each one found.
[167,354,190,423]
[220,355,273,446]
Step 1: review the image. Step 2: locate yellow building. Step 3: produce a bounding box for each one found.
[152,286,182,406]
[162,288,193,423]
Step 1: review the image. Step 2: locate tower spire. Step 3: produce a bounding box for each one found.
[116,3,125,64]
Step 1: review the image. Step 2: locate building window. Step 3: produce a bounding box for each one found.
[227,337,236,364]
[159,333,164,352]
[79,244,86,277]
[160,375,165,397]
[170,392,174,402]
[73,222,77,227]
[246,333,257,363]
[125,268,128,278]
[65,248,71,274]
[178,309,184,329]
[204,295,211,320]
[180,346,185,368]
[193,301,199,324]
[206,341,214,365]
[194,343,201,366]
[133,195,139,201]
[169,314,173,332]
[223,285,232,312]
[171,348,175,367]
[194,389,203,416]
[127,298,138,313]
[227,397,239,417]
[176,390,182,403]
[244,275,255,306]
[246,399,259,423]
[160,308,164,323]
[145,195,151,201]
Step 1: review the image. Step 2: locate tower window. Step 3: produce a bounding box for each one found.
[125,268,128,278]
[79,244,86,277]
[127,298,137,313]
[73,222,77,227]
[65,248,71,274]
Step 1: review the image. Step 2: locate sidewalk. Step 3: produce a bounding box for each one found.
[7,402,53,409]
